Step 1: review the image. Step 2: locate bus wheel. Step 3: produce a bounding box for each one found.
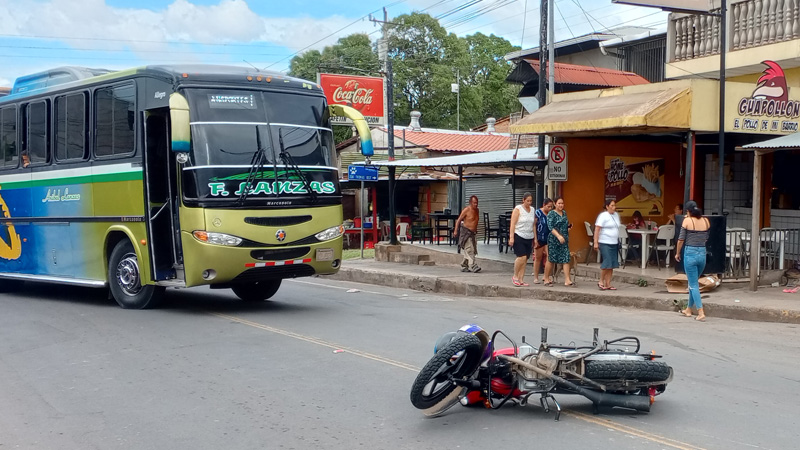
[108,240,164,309]
[231,279,282,301]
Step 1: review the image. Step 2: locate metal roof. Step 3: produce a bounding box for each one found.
[740,133,800,151]
[358,147,546,169]
[390,128,512,153]
[520,60,650,87]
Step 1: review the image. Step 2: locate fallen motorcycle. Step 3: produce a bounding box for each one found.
[410,324,673,418]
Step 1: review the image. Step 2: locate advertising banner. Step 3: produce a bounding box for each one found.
[727,60,800,135]
[604,156,665,217]
[319,74,386,125]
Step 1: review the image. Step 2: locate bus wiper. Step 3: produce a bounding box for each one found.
[278,129,317,204]
[237,126,267,205]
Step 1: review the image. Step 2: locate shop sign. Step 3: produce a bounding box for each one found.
[604,156,665,217]
[728,60,800,134]
[546,144,568,181]
[348,165,379,181]
[319,74,386,125]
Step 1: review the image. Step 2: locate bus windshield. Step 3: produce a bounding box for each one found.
[183,89,338,206]
[186,89,334,167]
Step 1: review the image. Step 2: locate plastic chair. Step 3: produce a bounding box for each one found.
[617,225,630,267]
[497,213,511,253]
[651,225,675,269]
[584,221,600,265]
[380,221,391,242]
[396,222,410,242]
[483,212,500,244]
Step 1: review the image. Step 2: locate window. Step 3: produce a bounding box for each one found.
[0,107,17,169]
[55,93,88,161]
[26,100,49,165]
[95,83,135,157]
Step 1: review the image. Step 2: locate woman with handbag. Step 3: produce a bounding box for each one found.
[593,199,620,290]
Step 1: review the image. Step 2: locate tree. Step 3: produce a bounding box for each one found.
[288,34,379,81]
[463,33,521,124]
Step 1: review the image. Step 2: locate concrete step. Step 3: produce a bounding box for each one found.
[419,260,436,266]
[390,252,430,264]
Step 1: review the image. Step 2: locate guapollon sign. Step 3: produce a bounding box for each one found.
[319,74,386,125]
[732,60,800,134]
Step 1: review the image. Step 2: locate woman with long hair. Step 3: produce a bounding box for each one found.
[675,201,709,322]
[531,198,554,284]
[544,197,574,287]
[593,199,620,290]
[508,192,535,286]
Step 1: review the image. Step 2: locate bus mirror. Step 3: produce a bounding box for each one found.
[169,93,190,152]
[328,104,373,157]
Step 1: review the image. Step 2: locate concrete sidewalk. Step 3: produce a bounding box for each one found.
[332,252,800,324]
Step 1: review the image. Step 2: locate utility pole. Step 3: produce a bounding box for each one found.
[372,8,399,244]
[536,0,548,206]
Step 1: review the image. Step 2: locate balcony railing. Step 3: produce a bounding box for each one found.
[669,0,800,62]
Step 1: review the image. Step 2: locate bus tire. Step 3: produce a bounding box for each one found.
[108,240,164,309]
[231,279,282,301]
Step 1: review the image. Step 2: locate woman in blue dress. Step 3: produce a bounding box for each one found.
[544,197,574,286]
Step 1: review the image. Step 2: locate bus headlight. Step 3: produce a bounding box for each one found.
[192,230,243,246]
[315,225,344,241]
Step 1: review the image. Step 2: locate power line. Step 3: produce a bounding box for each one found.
[0,33,285,49]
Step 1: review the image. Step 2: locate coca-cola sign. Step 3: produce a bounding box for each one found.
[319,74,386,125]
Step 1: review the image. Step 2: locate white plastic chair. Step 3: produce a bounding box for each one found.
[617,225,630,265]
[380,221,391,242]
[584,221,600,265]
[396,222,410,242]
[652,224,675,269]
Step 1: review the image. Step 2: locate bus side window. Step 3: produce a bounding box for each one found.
[0,106,17,169]
[95,83,135,158]
[55,92,88,161]
[25,100,50,165]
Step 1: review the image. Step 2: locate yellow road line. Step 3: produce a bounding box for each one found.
[211,312,704,450]
[567,411,706,450]
[211,312,420,372]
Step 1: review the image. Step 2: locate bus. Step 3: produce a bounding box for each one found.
[0,65,373,308]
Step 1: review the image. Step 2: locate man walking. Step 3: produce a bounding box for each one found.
[453,195,481,273]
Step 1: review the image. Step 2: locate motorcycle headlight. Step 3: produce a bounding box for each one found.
[192,230,243,246]
[315,225,344,241]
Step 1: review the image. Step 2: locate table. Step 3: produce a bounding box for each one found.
[627,229,658,269]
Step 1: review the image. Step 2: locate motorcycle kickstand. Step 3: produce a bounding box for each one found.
[539,393,562,421]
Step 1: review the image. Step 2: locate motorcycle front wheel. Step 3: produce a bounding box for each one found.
[410,333,484,417]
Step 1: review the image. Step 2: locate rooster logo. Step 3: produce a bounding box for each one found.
[0,188,22,260]
[752,60,789,103]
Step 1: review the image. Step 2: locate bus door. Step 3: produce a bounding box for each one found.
[143,109,181,280]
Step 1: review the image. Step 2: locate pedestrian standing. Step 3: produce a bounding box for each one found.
[544,197,574,287]
[508,192,535,286]
[674,200,708,322]
[531,198,554,284]
[593,199,620,290]
[453,195,481,273]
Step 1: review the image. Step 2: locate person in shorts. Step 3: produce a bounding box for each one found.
[508,192,535,286]
[531,198,553,284]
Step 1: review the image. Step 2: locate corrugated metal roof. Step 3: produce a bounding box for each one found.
[740,133,800,150]
[359,147,546,168]
[523,60,650,87]
[391,129,512,153]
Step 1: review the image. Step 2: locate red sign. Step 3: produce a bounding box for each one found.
[319,74,386,125]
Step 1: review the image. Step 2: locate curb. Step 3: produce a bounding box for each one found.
[329,266,800,324]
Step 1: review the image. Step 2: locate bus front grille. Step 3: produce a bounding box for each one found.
[250,247,310,261]
[244,215,312,227]
[232,265,316,282]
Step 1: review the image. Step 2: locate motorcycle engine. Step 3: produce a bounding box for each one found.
[516,352,557,393]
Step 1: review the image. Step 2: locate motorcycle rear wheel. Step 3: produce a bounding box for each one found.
[410,333,483,416]
[585,359,671,382]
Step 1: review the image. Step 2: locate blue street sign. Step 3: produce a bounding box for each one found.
[348,165,379,181]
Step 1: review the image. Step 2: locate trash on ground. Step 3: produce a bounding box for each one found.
[346,288,360,293]
[333,349,344,354]
[664,274,721,294]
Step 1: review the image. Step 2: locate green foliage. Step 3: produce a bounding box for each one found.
[637,277,649,287]
[287,13,521,131]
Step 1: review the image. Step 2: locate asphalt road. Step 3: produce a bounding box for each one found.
[1,277,798,450]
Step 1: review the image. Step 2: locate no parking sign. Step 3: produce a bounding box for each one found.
[546,143,568,181]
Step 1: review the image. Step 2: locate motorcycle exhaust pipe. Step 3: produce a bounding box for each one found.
[499,355,651,413]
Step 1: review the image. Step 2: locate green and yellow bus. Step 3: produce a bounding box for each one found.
[0,65,373,308]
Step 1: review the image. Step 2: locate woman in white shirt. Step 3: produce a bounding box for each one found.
[593,199,620,290]
[508,192,535,286]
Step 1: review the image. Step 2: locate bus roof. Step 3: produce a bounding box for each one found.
[2,64,321,103]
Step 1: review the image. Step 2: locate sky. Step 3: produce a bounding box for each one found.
[0,0,668,87]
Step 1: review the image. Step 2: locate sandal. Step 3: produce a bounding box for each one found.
[520,282,530,287]
[543,280,553,287]
[783,287,800,293]
[532,279,541,284]
[679,309,692,317]
[512,277,522,287]
[606,286,617,290]
[565,282,576,287]
[597,282,607,291]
